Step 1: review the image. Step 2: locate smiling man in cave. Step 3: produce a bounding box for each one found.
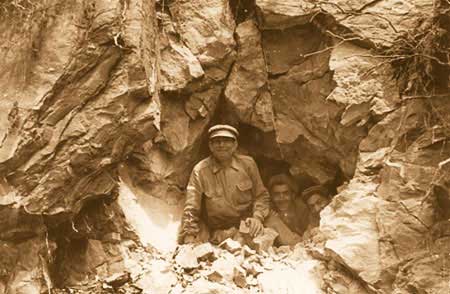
[180,124,301,246]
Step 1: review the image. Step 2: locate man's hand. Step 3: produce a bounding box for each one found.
[184,235,196,244]
[245,217,263,237]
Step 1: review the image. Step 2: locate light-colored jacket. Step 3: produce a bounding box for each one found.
[181,154,270,237]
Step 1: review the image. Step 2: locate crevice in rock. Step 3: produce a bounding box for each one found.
[46,196,140,288]
[229,0,256,24]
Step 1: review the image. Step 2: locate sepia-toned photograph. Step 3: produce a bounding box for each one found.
[0,0,449,293]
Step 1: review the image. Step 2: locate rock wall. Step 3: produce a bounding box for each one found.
[0,0,449,293]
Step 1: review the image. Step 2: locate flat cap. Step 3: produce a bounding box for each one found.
[208,124,239,140]
[302,185,329,201]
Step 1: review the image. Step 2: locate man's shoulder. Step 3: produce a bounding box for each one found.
[193,156,214,172]
[234,154,256,165]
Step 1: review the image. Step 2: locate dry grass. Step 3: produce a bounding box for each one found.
[385,1,450,97]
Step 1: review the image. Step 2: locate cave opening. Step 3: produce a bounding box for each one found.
[193,114,345,241]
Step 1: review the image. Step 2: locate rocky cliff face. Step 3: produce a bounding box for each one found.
[0,0,449,293]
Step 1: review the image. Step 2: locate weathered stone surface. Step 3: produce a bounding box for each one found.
[125,85,221,203]
[320,93,450,292]
[328,42,400,126]
[257,255,324,294]
[253,228,279,253]
[159,35,204,92]
[359,101,428,152]
[104,272,131,288]
[262,23,328,75]
[194,243,215,261]
[0,0,158,216]
[175,245,199,270]
[255,0,318,29]
[210,252,241,283]
[324,260,370,294]
[320,0,434,48]
[134,259,177,294]
[225,20,274,132]
[258,21,368,184]
[233,266,247,288]
[0,1,159,291]
[169,0,235,66]
[1,1,449,293]
[219,238,242,253]
[392,251,450,294]
[321,178,382,285]
[118,177,183,253]
[0,237,55,294]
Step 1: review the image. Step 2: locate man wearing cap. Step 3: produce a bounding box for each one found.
[181,124,270,245]
[302,185,330,238]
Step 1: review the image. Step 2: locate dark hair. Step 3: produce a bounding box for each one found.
[268,174,298,194]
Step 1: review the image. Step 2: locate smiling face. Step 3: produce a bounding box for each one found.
[271,184,293,212]
[209,136,237,163]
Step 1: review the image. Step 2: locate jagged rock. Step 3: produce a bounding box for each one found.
[0,0,449,293]
[125,85,221,203]
[320,0,434,48]
[233,266,247,288]
[205,270,223,283]
[252,228,279,254]
[262,23,329,76]
[175,245,199,270]
[320,94,450,293]
[169,0,236,67]
[0,3,159,289]
[0,0,158,217]
[328,42,400,126]
[194,243,215,261]
[159,36,204,92]
[257,257,324,294]
[104,272,131,288]
[219,238,242,253]
[103,232,122,244]
[210,252,240,282]
[134,259,177,294]
[255,0,318,29]
[359,101,428,152]
[261,21,366,184]
[320,178,382,285]
[275,246,291,256]
[242,245,257,258]
[0,237,55,294]
[225,20,274,132]
[183,277,239,294]
[242,260,264,277]
[323,260,370,294]
[157,11,204,92]
[392,251,450,294]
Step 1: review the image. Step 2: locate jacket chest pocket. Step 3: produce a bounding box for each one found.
[204,183,223,201]
[235,180,253,204]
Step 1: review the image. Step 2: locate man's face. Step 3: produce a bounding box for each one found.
[209,136,237,162]
[271,184,293,212]
[307,194,329,214]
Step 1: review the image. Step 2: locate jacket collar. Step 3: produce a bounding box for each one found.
[211,155,240,174]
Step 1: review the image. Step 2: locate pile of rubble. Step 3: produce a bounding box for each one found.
[170,236,324,294]
[51,229,371,294]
